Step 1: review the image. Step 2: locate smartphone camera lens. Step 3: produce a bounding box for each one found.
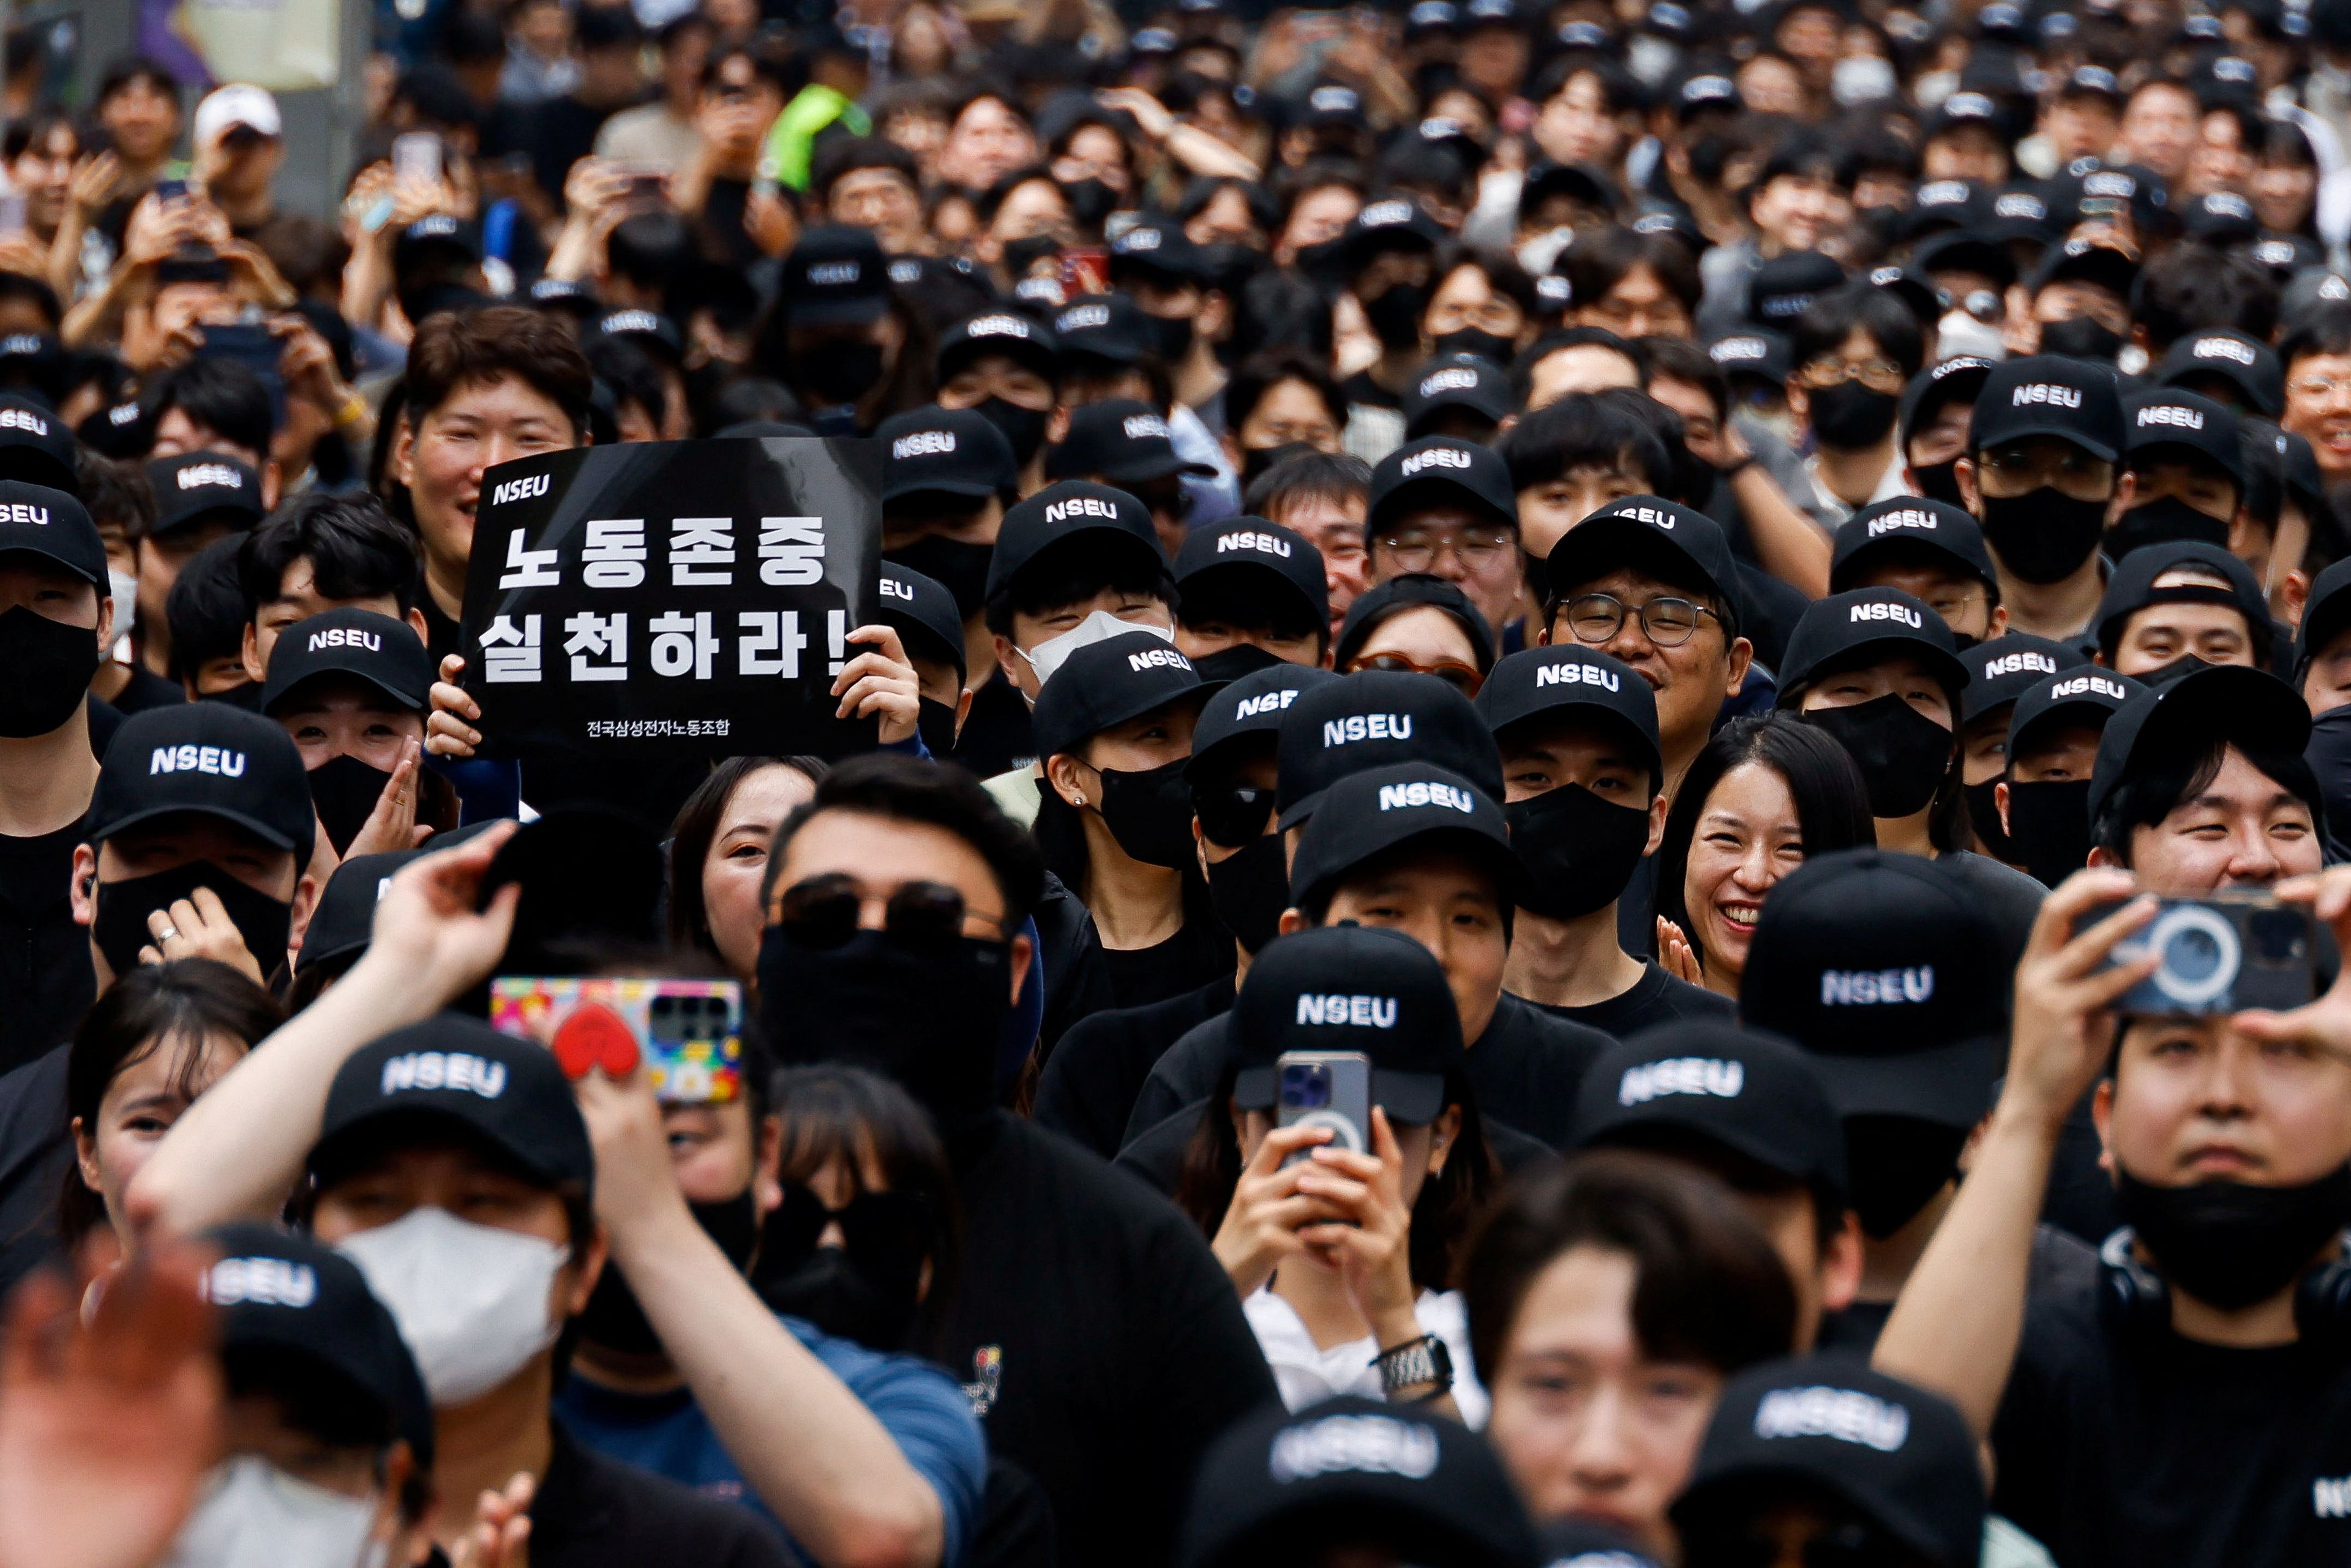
[2248,909,2309,967]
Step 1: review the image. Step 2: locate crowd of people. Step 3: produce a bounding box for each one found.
[14,0,2351,1562]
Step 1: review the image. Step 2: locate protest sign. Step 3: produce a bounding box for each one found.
[459,437,883,757]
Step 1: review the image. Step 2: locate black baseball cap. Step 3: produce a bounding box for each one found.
[781,226,891,329]
[1047,399,1215,486]
[2155,329,2285,417]
[1229,923,1466,1123]
[1108,219,1201,284]
[591,307,684,366]
[1777,588,1968,700]
[879,560,967,681]
[296,847,428,976]
[2279,426,2325,517]
[528,276,601,318]
[200,1224,434,1471]
[1865,266,1948,329]
[986,479,1166,601]
[879,405,1018,506]
[937,310,1061,386]
[2007,667,2142,760]
[148,451,266,538]
[1403,353,1513,438]
[1739,849,2010,1127]
[1341,196,1447,274]
[1276,670,1502,827]
[1831,499,1998,595]
[1673,69,1742,118]
[1540,495,1738,617]
[1911,230,2017,292]
[1367,437,1517,538]
[1288,759,1521,912]
[1030,628,1207,759]
[480,807,662,970]
[0,396,80,495]
[1922,88,2003,143]
[1959,632,2085,724]
[2088,661,2310,824]
[2027,235,2139,300]
[2091,540,2268,664]
[1748,251,1845,328]
[0,478,103,585]
[261,607,433,716]
[1189,662,1341,781]
[1175,516,1327,631]
[1968,355,2124,462]
[2298,557,2351,676]
[1673,1356,1985,1568]
[1177,1395,1537,1568]
[2122,389,2242,485]
[1475,645,1660,783]
[312,1012,596,1193]
[1903,179,1993,242]
[1897,357,1993,448]
[392,214,480,274]
[2056,62,2123,101]
[1571,1021,1849,1217]
[1706,331,1793,389]
[1052,293,1155,365]
[2183,189,2260,246]
[91,702,315,852]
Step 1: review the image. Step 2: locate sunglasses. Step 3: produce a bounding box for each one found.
[771,874,1000,948]
[1192,782,1277,847]
[1343,652,1483,696]
[766,1183,932,1274]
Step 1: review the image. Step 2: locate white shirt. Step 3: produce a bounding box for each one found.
[1242,1285,1488,1428]
[1803,446,1913,528]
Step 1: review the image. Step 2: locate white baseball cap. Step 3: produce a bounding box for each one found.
[193,83,283,145]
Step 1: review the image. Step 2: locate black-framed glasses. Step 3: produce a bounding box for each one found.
[766,1183,931,1274]
[1558,591,1717,648]
[1193,782,1277,847]
[771,874,1002,948]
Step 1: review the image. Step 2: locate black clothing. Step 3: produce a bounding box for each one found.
[953,673,1034,781]
[1940,849,2044,984]
[973,1457,1058,1568]
[1034,872,1114,1058]
[1033,974,1234,1158]
[419,587,464,666]
[106,664,185,715]
[933,1112,1276,1568]
[1733,559,1807,674]
[1615,852,1658,960]
[1526,961,1736,1040]
[1338,369,1404,413]
[0,1045,69,1303]
[1098,918,1235,1012]
[696,178,763,271]
[525,1421,795,1568]
[86,694,122,758]
[1990,1240,2351,1568]
[1818,1222,2099,1356]
[488,94,619,205]
[0,814,94,1076]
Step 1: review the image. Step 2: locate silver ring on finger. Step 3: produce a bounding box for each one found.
[156,925,179,943]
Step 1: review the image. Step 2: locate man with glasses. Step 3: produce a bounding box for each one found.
[1957,355,2132,643]
[1363,435,1526,642]
[2280,304,2351,489]
[1785,283,1928,520]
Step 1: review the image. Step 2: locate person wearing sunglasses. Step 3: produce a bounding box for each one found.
[1782,283,1925,523]
[1033,628,1231,1010]
[1034,663,1339,1158]
[1363,433,1528,641]
[1332,573,1496,696]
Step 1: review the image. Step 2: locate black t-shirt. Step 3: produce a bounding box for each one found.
[0,814,94,1077]
[1990,1249,2351,1567]
[1338,369,1403,413]
[1732,559,1806,675]
[1818,1221,2099,1356]
[1033,974,1235,1158]
[525,1420,793,1568]
[1526,961,1736,1040]
[419,587,465,667]
[86,694,122,759]
[1098,918,1235,1013]
[0,1045,69,1303]
[1940,849,2044,990]
[486,94,617,205]
[1616,852,1659,959]
[696,178,762,270]
[934,1112,1276,1568]
[952,673,1033,781]
[107,664,185,716]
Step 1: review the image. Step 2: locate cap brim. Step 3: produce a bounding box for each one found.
[0,449,80,496]
[1295,822,1524,909]
[266,662,429,716]
[789,294,891,329]
[1545,512,1725,601]
[1001,522,1165,597]
[1580,1104,1837,1207]
[1807,1034,2002,1127]
[1979,418,2118,463]
[0,537,103,586]
[156,502,263,536]
[942,339,1059,383]
[310,1103,572,1188]
[92,802,304,853]
[882,477,1003,505]
[1674,1466,1957,1568]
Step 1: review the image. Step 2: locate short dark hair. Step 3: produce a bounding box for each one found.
[605,211,694,304]
[2240,416,2285,538]
[1640,334,1730,415]
[583,332,669,433]
[1501,388,1674,493]
[0,108,73,164]
[2280,301,2351,372]
[1460,1148,1799,1384]
[666,756,830,958]
[0,268,59,332]
[1176,174,1280,238]
[149,356,275,454]
[405,306,593,441]
[165,535,252,685]
[1243,448,1371,520]
[766,752,1047,931]
[1512,328,1648,405]
[77,448,155,539]
[1561,226,1703,319]
[700,42,787,94]
[2090,737,2323,863]
[1231,269,1334,364]
[237,492,419,615]
[975,165,1060,227]
[811,136,919,205]
[982,543,1175,637]
[1788,282,1925,383]
[1222,353,1344,442]
[96,55,178,108]
[2131,244,2279,356]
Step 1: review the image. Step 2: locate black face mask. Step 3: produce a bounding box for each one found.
[916,696,959,759]
[91,861,294,983]
[1506,784,1653,921]
[1433,327,1515,364]
[577,1190,762,1354]
[887,536,993,621]
[1360,280,1431,350]
[1687,132,1731,186]
[759,1240,923,1352]
[1981,489,2108,584]
[1191,642,1285,685]
[797,340,887,408]
[1847,1117,1968,1239]
[757,925,1011,1134]
[1239,443,1295,489]
[2106,495,2231,561]
[1000,234,1060,280]
[1964,778,2012,861]
[1205,834,1288,953]
[2113,1165,2351,1310]
[1295,235,1350,287]
[1196,242,1264,298]
[2004,778,2094,888]
[1809,381,1900,451]
[0,605,99,738]
[974,397,1049,468]
[1147,310,1195,363]
[1802,695,1954,819]
[1911,459,1966,509]
[1094,757,1199,869]
[306,754,393,858]
[1059,178,1117,230]
[2039,316,2124,363]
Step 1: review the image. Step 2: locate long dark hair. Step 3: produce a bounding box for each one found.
[666,755,830,959]
[1654,713,1873,972]
[1174,1059,1499,1292]
[61,959,283,1247]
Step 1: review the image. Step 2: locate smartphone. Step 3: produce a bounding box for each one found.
[2095,892,2318,1016]
[1276,1049,1373,1166]
[154,178,190,203]
[194,321,285,427]
[490,976,746,1103]
[612,160,670,211]
[1060,246,1109,296]
[392,131,443,187]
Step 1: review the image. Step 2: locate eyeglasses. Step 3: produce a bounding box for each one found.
[1371,528,1517,573]
[1557,591,1718,648]
[2289,376,2351,403]
[1343,651,1484,696]
[771,874,1003,948]
[1797,356,1908,394]
[1192,782,1277,847]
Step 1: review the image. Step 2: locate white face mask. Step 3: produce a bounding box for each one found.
[107,567,137,645]
[1015,609,1173,694]
[1515,226,1577,277]
[334,1206,567,1407]
[1832,54,1897,107]
[163,1456,386,1568]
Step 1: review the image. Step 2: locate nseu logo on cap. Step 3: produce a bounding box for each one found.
[0,498,50,525]
[1865,508,1940,538]
[2011,382,2082,410]
[2195,336,2257,366]
[806,260,861,287]
[309,625,382,653]
[1218,530,1292,557]
[1377,778,1474,814]
[2050,673,2129,702]
[1819,964,1934,1005]
[0,405,48,436]
[380,1049,508,1099]
[178,462,245,490]
[1268,1413,1438,1484]
[2137,402,2204,430]
[1044,495,1120,525]
[150,744,247,778]
[1753,1386,1911,1452]
[966,313,1032,339]
[1536,659,1620,692]
[1618,1056,1745,1106]
[1324,712,1413,747]
[1235,687,1300,719]
[203,1255,318,1308]
[1982,649,2058,678]
[1850,600,1922,629]
[1419,367,1482,397]
[1296,992,1399,1027]
[1399,445,1471,476]
[893,429,956,459]
[1127,645,1190,674]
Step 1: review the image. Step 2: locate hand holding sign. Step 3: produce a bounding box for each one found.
[831,624,920,746]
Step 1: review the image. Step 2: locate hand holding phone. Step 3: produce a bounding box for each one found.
[491,977,745,1102]
[1275,1049,1372,1166]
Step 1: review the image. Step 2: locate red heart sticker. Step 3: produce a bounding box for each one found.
[550,1002,640,1080]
